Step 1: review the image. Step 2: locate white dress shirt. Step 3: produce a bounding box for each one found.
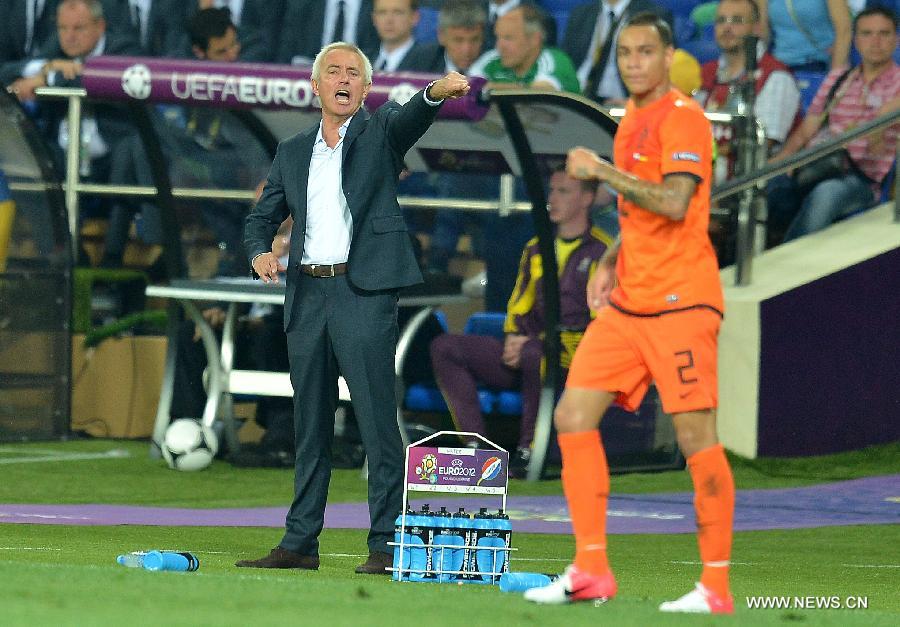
[576,0,632,100]
[302,118,354,264]
[374,37,415,72]
[322,0,362,47]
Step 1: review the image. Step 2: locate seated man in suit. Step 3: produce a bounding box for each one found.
[430,166,613,477]
[277,0,380,66]
[414,0,487,75]
[368,0,434,72]
[101,7,270,274]
[562,0,673,105]
[3,0,141,254]
[0,0,60,72]
[469,4,580,92]
[179,1,285,62]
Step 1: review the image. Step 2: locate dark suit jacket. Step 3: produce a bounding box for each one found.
[367,41,446,74]
[175,0,284,62]
[483,0,557,49]
[245,91,441,329]
[562,0,673,69]
[276,0,379,65]
[0,0,59,75]
[397,42,448,74]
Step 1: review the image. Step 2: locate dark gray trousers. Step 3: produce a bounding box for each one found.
[280,273,403,556]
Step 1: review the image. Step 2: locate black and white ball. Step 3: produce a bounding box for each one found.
[161,419,218,471]
[121,63,152,99]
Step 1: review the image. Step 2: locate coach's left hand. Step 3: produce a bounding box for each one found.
[429,72,471,100]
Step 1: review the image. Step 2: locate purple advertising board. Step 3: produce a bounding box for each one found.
[82,56,488,121]
[407,446,509,495]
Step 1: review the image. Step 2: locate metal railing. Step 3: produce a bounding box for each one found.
[27,86,533,269]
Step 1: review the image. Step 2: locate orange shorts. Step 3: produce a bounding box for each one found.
[566,305,721,414]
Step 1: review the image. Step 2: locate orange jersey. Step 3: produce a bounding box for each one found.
[611,89,723,315]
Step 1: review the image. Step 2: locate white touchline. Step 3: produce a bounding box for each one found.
[0,450,130,464]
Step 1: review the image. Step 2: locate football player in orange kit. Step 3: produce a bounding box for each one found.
[524,12,734,614]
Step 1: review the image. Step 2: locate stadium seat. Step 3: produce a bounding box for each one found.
[655,0,703,20]
[415,8,439,44]
[551,10,570,44]
[540,0,583,13]
[681,38,720,64]
[794,70,827,113]
[403,311,525,418]
[674,14,696,45]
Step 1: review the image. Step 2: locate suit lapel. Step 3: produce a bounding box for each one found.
[341,107,369,167]
[296,124,317,216]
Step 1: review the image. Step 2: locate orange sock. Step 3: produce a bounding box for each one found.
[558,430,610,576]
[687,443,735,598]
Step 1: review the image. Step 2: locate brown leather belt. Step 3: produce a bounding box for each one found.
[299,262,347,277]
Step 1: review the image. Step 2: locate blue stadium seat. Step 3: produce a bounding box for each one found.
[654,0,703,20]
[540,0,583,13]
[415,7,439,44]
[403,311,524,418]
[551,10,570,43]
[674,14,696,45]
[793,70,827,113]
[681,38,720,64]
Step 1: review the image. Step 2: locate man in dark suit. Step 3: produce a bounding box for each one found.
[0,0,60,70]
[414,0,487,74]
[368,0,435,72]
[237,43,469,573]
[277,0,380,66]
[3,0,140,175]
[562,0,672,105]
[177,1,284,62]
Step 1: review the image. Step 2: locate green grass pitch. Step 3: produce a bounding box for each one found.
[0,440,897,626]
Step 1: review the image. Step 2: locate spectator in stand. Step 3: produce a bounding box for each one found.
[2,0,141,247]
[430,166,613,477]
[695,0,801,183]
[368,0,435,72]
[562,0,673,106]
[407,0,488,74]
[178,1,284,62]
[483,0,557,49]
[277,0,380,66]
[123,0,195,57]
[767,6,899,243]
[758,0,852,73]
[101,7,270,274]
[0,1,62,70]
[470,4,580,92]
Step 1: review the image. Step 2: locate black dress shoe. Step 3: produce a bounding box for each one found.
[355,551,392,575]
[235,547,319,569]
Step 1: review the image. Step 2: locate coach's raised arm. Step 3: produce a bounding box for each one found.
[238,43,468,575]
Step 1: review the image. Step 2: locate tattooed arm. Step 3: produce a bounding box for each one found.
[567,147,696,221]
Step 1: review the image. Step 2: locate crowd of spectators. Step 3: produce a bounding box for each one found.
[1,0,896,457]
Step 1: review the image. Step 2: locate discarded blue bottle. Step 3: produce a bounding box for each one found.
[116,551,147,568]
[142,550,200,572]
[499,572,555,593]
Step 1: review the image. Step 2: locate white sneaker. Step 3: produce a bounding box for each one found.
[523,565,617,605]
[659,583,734,614]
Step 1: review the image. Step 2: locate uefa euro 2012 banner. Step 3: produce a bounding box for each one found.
[82,56,488,121]
[408,446,509,494]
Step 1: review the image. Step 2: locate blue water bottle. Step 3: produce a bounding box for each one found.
[452,507,473,582]
[392,507,414,581]
[495,509,513,577]
[471,508,503,583]
[116,551,147,567]
[432,507,464,583]
[142,550,199,572]
[499,572,555,592]
[407,505,429,581]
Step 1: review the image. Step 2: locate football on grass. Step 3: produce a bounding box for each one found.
[161,419,218,471]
